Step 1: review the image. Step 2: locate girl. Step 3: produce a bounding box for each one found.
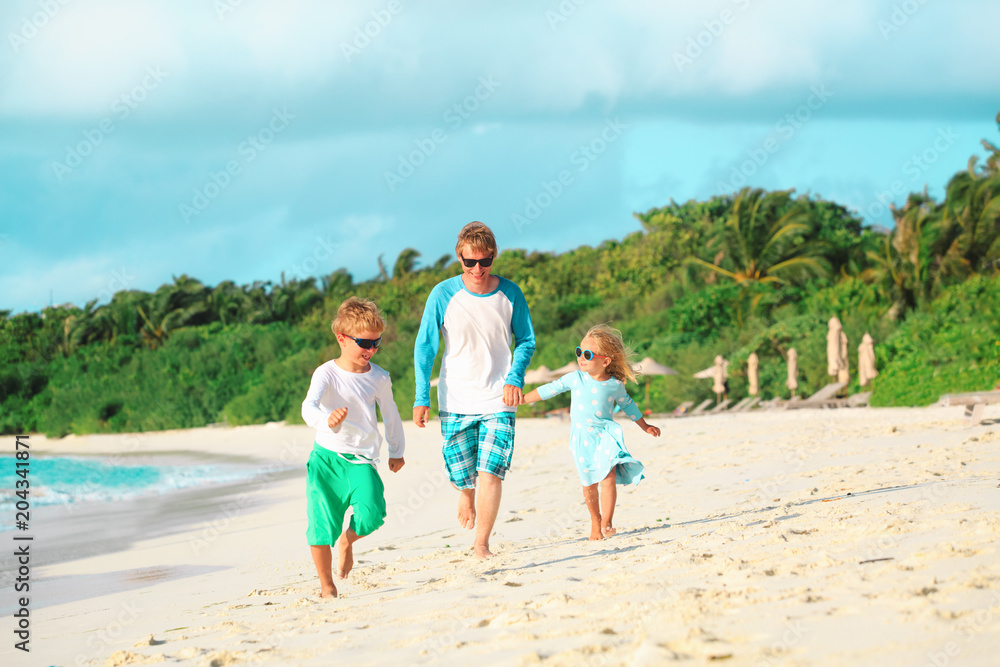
[522,324,660,540]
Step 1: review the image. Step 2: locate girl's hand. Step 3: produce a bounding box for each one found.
[645,424,661,437]
[328,407,348,429]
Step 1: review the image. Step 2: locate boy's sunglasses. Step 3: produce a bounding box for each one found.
[338,333,382,349]
[575,346,609,361]
[461,255,494,268]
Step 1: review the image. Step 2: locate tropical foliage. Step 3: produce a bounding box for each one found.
[2,113,998,435]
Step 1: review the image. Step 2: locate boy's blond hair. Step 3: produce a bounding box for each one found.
[586,324,638,384]
[331,297,385,338]
[455,221,498,258]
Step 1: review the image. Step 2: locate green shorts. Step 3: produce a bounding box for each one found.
[306,444,387,545]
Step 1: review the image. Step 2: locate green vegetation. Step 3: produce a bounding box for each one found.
[3,113,999,436]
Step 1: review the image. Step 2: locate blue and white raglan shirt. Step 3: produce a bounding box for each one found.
[414,275,535,415]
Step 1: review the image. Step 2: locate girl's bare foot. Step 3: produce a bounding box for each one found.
[590,520,604,541]
[602,525,617,537]
[336,537,354,580]
[457,491,476,529]
[320,584,338,599]
[474,544,495,559]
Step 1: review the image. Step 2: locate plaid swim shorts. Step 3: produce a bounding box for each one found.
[440,411,516,489]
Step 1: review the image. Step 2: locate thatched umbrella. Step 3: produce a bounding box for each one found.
[747,352,760,396]
[838,328,850,386]
[635,356,678,409]
[858,333,878,387]
[786,348,799,398]
[827,317,844,378]
[523,365,558,385]
[712,355,728,403]
[552,361,579,377]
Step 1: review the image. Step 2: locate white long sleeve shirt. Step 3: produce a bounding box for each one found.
[301,360,405,462]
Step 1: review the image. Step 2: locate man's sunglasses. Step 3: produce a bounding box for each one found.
[576,346,609,361]
[461,255,494,268]
[338,333,382,349]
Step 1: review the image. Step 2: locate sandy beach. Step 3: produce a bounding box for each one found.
[8,404,1000,666]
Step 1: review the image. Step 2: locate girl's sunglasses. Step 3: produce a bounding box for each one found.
[338,333,382,349]
[575,346,609,361]
[461,256,494,268]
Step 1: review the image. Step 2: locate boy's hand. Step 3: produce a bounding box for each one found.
[388,457,405,472]
[327,407,348,430]
[413,406,429,428]
[645,424,661,437]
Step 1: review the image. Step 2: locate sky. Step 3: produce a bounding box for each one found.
[1,0,998,314]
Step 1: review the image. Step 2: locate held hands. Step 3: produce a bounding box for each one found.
[327,407,348,430]
[388,457,405,472]
[503,384,523,407]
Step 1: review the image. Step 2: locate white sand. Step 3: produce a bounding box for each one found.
[12,405,1000,666]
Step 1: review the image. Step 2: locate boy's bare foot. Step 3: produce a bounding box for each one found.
[590,520,604,541]
[320,584,338,599]
[474,544,495,559]
[336,536,354,580]
[457,491,476,529]
[602,525,617,537]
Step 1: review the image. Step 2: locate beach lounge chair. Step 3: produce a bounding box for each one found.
[687,398,714,416]
[783,382,847,410]
[938,390,1000,425]
[708,398,731,414]
[669,400,695,417]
[734,396,761,412]
[845,391,872,408]
[728,397,753,412]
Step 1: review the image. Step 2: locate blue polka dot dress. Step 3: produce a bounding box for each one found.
[537,371,646,486]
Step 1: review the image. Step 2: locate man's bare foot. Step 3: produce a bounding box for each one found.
[474,544,495,559]
[336,536,354,580]
[590,520,604,541]
[602,525,617,538]
[320,584,338,599]
[457,492,476,530]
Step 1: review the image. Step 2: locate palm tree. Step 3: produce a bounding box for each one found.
[393,248,421,279]
[690,188,829,286]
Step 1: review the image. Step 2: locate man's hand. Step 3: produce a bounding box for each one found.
[388,457,405,472]
[413,406,429,428]
[503,384,523,407]
[327,407,348,430]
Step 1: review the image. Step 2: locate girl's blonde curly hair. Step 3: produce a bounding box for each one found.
[585,323,638,384]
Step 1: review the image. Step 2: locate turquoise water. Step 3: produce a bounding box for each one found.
[0,455,282,530]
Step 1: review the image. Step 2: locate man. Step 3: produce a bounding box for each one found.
[413,221,535,558]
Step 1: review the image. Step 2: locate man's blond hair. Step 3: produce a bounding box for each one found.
[331,297,385,338]
[455,221,498,258]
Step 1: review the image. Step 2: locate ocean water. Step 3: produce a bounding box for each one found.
[0,454,290,530]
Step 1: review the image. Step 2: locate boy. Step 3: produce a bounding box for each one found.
[302,296,405,598]
[412,222,535,558]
